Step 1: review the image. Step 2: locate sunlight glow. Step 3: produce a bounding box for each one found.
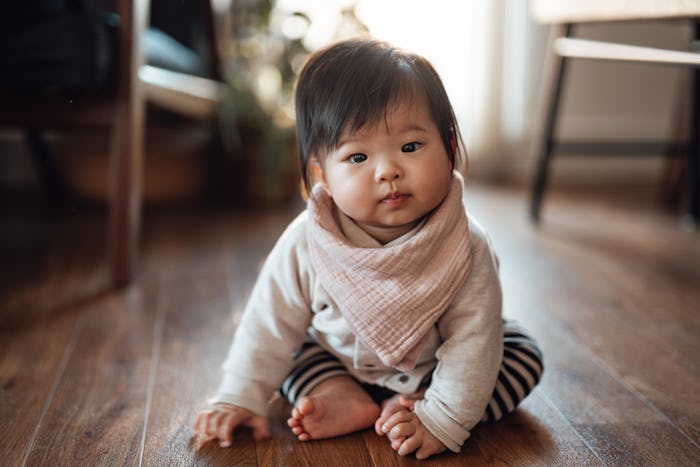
[354,0,486,155]
[273,0,502,158]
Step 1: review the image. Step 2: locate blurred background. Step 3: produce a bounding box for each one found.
[0,0,698,291]
[0,0,694,208]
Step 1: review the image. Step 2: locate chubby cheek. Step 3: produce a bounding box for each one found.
[326,176,374,217]
[425,174,452,206]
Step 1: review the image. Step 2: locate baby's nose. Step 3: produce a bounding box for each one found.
[375,161,402,182]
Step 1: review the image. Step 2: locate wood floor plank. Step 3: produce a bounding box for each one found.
[535,239,700,446]
[0,211,110,329]
[139,270,258,466]
[466,185,700,341]
[140,209,306,466]
[544,278,700,444]
[498,240,700,447]
[540,221,700,360]
[361,428,488,466]
[501,273,700,465]
[465,184,700,449]
[0,308,81,466]
[0,209,110,466]
[22,286,158,466]
[470,391,604,466]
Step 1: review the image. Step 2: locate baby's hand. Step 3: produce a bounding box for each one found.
[379,400,447,460]
[193,403,270,448]
[374,394,420,436]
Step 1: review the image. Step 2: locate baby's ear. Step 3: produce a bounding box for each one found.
[311,160,327,186]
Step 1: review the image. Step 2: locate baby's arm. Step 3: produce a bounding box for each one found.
[193,403,269,448]
[201,214,313,447]
[379,398,446,459]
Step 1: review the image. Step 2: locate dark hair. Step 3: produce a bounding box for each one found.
[295,38,465,191]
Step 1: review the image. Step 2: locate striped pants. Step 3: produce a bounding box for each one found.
[280,320,543,423]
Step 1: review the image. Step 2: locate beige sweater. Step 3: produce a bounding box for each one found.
[212,209,503,452]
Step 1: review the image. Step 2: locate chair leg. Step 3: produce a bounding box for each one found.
[109,102,144,288]
[109,0,148,288]
[530,24,572,223]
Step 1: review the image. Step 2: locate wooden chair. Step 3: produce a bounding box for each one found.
[0,0,148,288]
[529,0,700,226]
[0,0,227,288]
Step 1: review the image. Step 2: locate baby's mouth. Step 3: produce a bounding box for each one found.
[380,192,411,207]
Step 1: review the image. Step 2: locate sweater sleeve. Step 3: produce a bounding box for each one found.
[413,219,503,452]
[210,213,313,417]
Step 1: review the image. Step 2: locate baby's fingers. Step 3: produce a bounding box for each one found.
[397,435,422,457]
[391,436,406,450]
[203,411,226,439]
[382,410,415,438]
[398,396,416,411]
[375,404,404,435]
[193,411,211,435]
[415,441,446,460]
[246,416,271,441]
[217,411,247,447]
[389,420,418,441]
[194,411,220,440]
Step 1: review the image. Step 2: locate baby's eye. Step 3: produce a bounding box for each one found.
[348,153,367,164]
[402,142,420,152]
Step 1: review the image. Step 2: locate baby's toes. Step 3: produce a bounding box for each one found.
[287,404,308,427]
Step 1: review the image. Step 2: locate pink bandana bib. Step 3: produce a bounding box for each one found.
[307,173,472,371]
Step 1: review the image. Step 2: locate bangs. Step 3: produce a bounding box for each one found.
[341,77,424,142]
[311,48,427,156]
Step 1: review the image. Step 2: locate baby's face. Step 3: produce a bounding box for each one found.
[315,94,453,244]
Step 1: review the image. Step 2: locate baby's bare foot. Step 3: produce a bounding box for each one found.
[286,377,380,441]
[287,394,380,441]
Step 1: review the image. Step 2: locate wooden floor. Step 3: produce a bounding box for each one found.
[1,182,699,466]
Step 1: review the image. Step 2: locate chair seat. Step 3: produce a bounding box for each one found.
[532,0,700,23]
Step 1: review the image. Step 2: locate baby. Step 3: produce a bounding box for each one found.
[194,38,543,459]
